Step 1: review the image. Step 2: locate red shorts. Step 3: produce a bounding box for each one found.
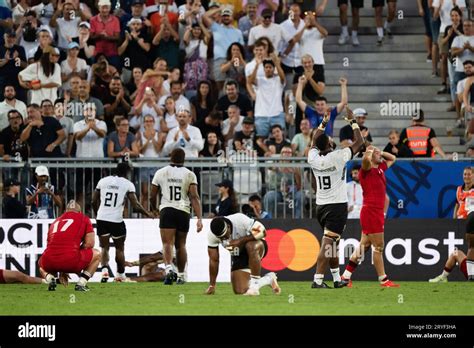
[460,258,468,279]
[360,206,385,234]
[0,269,5,284]
[39,249,93,274]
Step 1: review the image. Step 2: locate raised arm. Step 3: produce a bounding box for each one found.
[381,149,396,168]
[295,75,308,112]
[345,106,364,155]
[336,77,348,113]
[362,145,374,171]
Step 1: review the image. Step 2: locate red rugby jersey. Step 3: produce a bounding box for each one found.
[359,161,388,209]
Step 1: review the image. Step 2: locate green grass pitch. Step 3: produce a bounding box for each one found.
[0,281,472,315]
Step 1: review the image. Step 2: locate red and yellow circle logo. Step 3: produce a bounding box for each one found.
[262,228,320,271]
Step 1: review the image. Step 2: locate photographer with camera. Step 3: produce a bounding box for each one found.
[25,165,62,219]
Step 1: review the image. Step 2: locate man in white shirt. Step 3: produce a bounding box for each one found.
[54,99,74,157]
[49,1,85,50]
[222,104,244,148]
[347,164,363,219]
[248,54,285,138]
[296,11,328,67]
[158,80,190,114]
[248,8,283,53]
[0,86,27,130]
[73,103,107,158]
[162,110,204,158]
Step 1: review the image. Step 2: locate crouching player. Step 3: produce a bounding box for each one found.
[39,200,101,291]
[0,269,46,284]
[205,214,281,296]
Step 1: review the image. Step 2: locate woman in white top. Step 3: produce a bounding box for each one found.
[60,41,89,91]
[131,86,162,132]
[136,114,166,208]
[18,46,62,105]
[160,96,179,133]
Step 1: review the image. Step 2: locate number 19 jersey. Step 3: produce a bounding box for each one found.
[308,147,353,205]
[152,165,197,214]
[96,176,136,223]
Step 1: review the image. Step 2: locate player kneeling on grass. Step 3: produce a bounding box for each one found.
[39,200,101,292]
[430,210,474,282]
[205,213,281,296]
[341,145,399,288]
[0,269,47,285]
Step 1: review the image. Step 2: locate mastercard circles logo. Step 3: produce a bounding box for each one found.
[262,229,320,272]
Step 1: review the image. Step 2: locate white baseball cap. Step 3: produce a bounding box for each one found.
[98,0,111,7]
[353,108,368,117]
[35,165,49,177]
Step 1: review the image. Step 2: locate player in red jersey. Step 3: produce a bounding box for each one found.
[39,200,101,292]
[0,269,46,284]
[341,145,399,287]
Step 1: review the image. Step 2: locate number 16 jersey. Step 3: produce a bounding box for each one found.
[96,176,136,223]
[152,165,197,214]
[308,147,353,205]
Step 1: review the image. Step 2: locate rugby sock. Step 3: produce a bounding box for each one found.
[41,279,48,284]
[257,273,273,289]
[377,27,384,38]
[78,271,91,286]
[330,268,341,282]
[342,260,358,279]
[441,269,451,279]
[384,20,392,29]
[313,274,324,285]
[177,272,185,279]
[165,264,172,274]
[45,273,55,284]
[467,260,474,276]
[352,30,358,38]
[378,274,389,283]
[117,273,125,279]
[341,26,348,36]
[250,275,260,289]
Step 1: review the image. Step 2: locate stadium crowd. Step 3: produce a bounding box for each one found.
[0,0,468,218]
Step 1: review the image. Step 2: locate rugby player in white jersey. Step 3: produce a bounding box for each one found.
[150,148,203,285]
[92,162,154,282]
[205,213,281,296]
[308,107,364,288]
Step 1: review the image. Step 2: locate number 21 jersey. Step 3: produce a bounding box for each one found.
[308,147,353,205]
[152,165,197,214]
[96,176,136,223]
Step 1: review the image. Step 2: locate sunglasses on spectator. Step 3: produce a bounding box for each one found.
[263,15,271,19]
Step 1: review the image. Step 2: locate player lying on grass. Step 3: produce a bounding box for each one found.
[125,250,180,282]
[205,213,281,296]
[341,145,399,288]
[39,200,101,292]
[0,269,47,284]
[429,249,472,282]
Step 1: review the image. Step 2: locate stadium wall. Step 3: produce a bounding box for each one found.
[0,219,467,281]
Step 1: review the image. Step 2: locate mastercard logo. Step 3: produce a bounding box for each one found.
[262,229,320,272]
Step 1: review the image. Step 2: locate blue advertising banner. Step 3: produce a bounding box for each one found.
[348,160,473,219]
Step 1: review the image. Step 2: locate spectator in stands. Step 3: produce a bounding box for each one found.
[77,21,95,65]
[199,130,224,157]
[131,86,161,132]
[160,96,178,132]
[178,0,206,28]
[107,116,139,158]
[158,80,190,115]
[90,0,121,69]
[20,103,65,158]
[263,145,303,218]
[118,18,152,72]
[222,105,244,145]
[248,194,271,219]
[148,0,179,35]
[417,0,434,63]
[248,55,285,139]
[2,178,26,218]
[13,0,30,25]
[68,75,82,100]
[54,99,74,157]
[220,42,247,93]
[208,179,239,217]
[291,118,310,156]
[238,1,258,49]
[0,86,27,129]
[383,129,413,158]
[203,6,244,92]
[373,0,387,45]
[292,54,325,110]
[399,109,447,158]
[26,165,62,218]
[0,109,28,162]
[0,4,12,47]
[265,124,291,155]
[242,0,278,17]
[217,79,253,120]
[338,0,362,46]
[40,99,54,117]
[18,46,61,105]
[183,21,210,96]
[456,60,473,119]
[162,109,204,157]
[49,0,85,51]
[195,110,223,141]
[245,38,273,100]
[60,42,89,91]
[347,164,363,219]
[442,7,463,113]
[339,107,373,149]
[120,0,150,36]
[103,77,132,131]
[190,80,214,123]
[296,76,347,137]
[0,29,27,102]
[161,67,181,96]
[18,11,42,61]
[89,55,119,101]
[69,79,105,123]
[433,0,466,94]
[233,115,258,152]
[127,66,143,100]
[248,8,283,52]
[74,102,107,158]
[280,3,305,87]
[152,15,180,70]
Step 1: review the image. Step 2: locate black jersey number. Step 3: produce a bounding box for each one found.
[317,176,331,190]
[104,192,118,207]
[169,186,182,200]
